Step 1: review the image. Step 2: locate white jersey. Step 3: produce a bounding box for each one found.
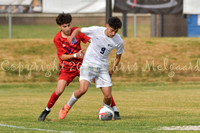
[81,26,124,68]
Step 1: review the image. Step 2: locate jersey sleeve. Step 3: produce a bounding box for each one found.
[78,33,90,44]
[53,38,66,57]
[81,26,98,36]
[116,40,124,55]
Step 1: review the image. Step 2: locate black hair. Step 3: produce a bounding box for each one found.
[108,17,122,29]
[56,13,72,25]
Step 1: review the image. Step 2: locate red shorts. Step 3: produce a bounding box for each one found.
[58,70,80,85]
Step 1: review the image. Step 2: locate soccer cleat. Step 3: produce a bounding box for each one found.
[59,104,71,120]
[38,109,50,121]
[114,111,121,120]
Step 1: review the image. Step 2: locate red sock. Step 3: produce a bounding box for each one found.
[47,91,59,109]
[111,96,116,107]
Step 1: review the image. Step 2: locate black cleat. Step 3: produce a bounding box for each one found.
[114,111,121,120]
[38,109,50,121]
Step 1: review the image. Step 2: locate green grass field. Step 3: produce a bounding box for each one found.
[1,82,200,133]
[0,24,150,39]
[1,23,200,132]
[1,38,200,83]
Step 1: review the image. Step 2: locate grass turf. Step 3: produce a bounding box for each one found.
[0,24,150,39]
[1,38,200,82]
[0,82,200,132]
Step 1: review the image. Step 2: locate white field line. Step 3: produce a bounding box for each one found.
[0,123,72,133]
[158,126,200,131]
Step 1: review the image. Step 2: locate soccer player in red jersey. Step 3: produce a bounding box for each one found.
[38,13,120,121]
[38,13,89,121]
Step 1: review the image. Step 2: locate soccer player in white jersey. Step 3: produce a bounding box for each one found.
[59,17,124,120]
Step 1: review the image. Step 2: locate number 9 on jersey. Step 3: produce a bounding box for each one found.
[100,47,106,54]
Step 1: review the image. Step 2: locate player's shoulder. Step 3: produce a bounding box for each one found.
[92,26,106,33]
[113,33,123,44]
[90,26,102,28]
[71,27,79,31]
[54,31,61,40]
[96,26,106,30]
[72,27,83,37]
[86,26,104,30]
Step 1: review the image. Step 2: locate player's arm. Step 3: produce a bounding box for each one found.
[87,39,91,43]
[60,50,84,60]
[54,37,84,61]
[109,54,122,77]
[69,26,95,43]
[68,28,81,43]
[79,32,91,44]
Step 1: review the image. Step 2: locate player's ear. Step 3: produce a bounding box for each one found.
[58,25,61,29]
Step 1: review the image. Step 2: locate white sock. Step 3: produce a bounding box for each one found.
[67,92,78,107]
[45,107,50,111]
[112,106,118,112]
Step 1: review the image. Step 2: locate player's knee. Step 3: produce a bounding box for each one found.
[55,87,65,96]
[104,95,112,101]
[79,86,88,95]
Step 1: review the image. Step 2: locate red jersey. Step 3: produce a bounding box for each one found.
[53,27,90,72]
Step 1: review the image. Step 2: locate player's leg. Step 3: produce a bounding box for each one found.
[111,96,116,108]
[59,65,96,119]
[59,80,90,119]
[38,80,67,121]
[97,68,121,119]
[74,80,90,98]
[111,96,121,120]
[100,86,112,106]
[95,68,112,106]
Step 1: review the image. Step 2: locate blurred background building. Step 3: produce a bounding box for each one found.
[0,0,200,38]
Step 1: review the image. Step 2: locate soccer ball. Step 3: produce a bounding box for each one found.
[98,106,114,121]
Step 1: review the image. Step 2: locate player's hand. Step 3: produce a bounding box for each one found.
[76,50,84,59]
[109,70,114,77]
[67,36,74,43]
[91,78,95,83]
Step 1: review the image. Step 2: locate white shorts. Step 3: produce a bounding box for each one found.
[79,65,112,88]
